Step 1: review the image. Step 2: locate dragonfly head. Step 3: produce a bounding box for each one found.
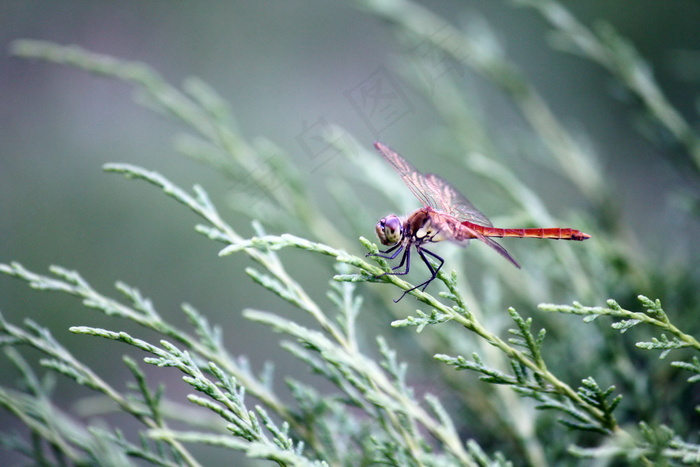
[376,215,403,246]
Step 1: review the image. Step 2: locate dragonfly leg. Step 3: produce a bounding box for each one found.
[392,247,444,302]
[368,244,444,302]
[366,243,403,260]
[415,248,444,291]
[373,246,411,277]
[369,246,416,303]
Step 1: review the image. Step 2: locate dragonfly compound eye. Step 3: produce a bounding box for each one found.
[376,215,403,246]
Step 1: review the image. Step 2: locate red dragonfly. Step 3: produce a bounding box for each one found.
[368,142,590,301]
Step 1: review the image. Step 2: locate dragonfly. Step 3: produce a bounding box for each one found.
[368,142,591,302]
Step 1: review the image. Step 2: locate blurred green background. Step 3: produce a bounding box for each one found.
[2,1,700,465]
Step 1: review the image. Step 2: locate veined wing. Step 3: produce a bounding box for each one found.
[374,142,492,226]
[423,173,493,226]
[374,142,436,209]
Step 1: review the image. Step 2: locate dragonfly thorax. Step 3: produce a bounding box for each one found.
[375,214,404,246]
[407,208,449,244]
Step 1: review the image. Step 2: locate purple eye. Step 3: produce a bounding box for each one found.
[375,215,403,245]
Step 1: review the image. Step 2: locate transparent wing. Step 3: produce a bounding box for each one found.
[374,142,436,209]
[423,173,493,226]
[374,142,492,226]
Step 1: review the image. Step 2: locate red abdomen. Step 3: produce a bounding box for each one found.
[463,221,591,241]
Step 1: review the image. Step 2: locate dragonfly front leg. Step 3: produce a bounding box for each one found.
[371,245,412,277]
[366,242,403,260]
[368,245,416,303]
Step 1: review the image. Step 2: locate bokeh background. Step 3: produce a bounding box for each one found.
[2,1,700,465]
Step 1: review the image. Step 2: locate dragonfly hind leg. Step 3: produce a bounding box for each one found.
[393,247,444,302]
